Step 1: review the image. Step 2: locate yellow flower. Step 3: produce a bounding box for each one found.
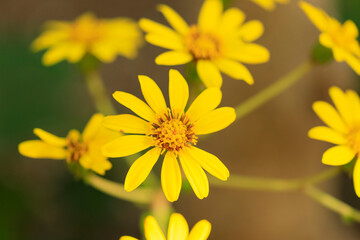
[300,1,360,75]
[139,0,270,88]
[102,69,234,202]
[32,13,143,66]
[251,0,289,11]
[19,114,118,175]
[308,87,360,197]
[120,213,211,240]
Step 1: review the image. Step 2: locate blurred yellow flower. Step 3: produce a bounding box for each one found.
[139,0,270,88]
[32,13,143,66]
[102,69,234,202]
[19,114,118,175]
[120,212,211,240]
[251,0,289,11]
[309,87,360,197]
[300,1,360,75]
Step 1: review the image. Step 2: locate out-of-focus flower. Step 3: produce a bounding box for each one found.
[120,213,211,240]
[300,1,360,75]
[139,0,269,88]
[251,0,289,11]
[309,87,360,197]
[102,69,234,202]
[32,13,143,66]
[19,114,118,175]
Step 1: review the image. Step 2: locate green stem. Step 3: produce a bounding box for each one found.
[210,167,341,191]
[150,190,174,233]
[235,60,313,121]
[304,185,360,222]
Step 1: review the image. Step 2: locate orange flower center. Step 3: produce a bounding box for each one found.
[70,18,104,46]
[66,136,88,163]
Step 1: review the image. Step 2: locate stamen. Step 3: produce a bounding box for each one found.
[66,136,88,163]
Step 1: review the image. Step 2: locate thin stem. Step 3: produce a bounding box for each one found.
[150,190,174,233]
[84,173,155,205]
[210,167,341,192]
[235,60,313,121]
[304,185,360,222]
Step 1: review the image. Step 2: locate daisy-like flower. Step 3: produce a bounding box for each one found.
[139,0,270,88]
[309,87,360,197]
[300,1,360,74]
[120,213,211,240]
[251,0,289,11]
[32,13,143,66]
[19,114,118,175]
[102,69,234,202]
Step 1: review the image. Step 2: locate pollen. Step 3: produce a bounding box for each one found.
[185,25,223,60]
[66,135,88,163]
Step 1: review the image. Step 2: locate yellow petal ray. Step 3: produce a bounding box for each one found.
[42,44,69,66]
[82,113,104,142]
[18,140,67,159]
[157,4,189,35]
[353,159,360,197]
[344,20,359,38]
[251,0,275,11]
[194,107,236,135]
[198,0,223,31]
[329,86,354,126]
[226,43,270,64]
[179,153,209,199]
[33,128,66,147]
[66,43,86,63]
[188,220,211,240]
[119,236,138,240]
[321,145,355,166]
[101,135,153,158]
[144,216,166,240]
[299,1,330,32]
[113,91,156,122]
[312,101,348,133]
[346,90,360,122]
[145,33,185,50]
[238,20,264,42]
[90,41,118,63]
[31,30,69,51]
[79,154,112,175]
[308,126,347,145]
[124,148,161,192]
[155,51,193,65]
[184,147,229,181]
[103,114,150,134]
[167,213,189,240]
[219,8,245,34]
[215,58,254,85]
[139,18,181,39]
[345,54,360,75]
[161,152,182,202]
[196,60,223,88]
[169,69,189,114]
[138,75,167,113]
[186,88,222,122]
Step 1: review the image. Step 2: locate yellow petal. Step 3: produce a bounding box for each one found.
[179,153,209,199]
[66,43,86,63]
[42,44,68,66]
[197,60,223,88]
[184,147,229,181]
[322,145,355,166]
[169,69,189,114]
[33,128,66,147]
[144,216,166,240]
[145,33,185,50]
[119,236,138,240]
[79,154,112,175]
[188,220,211,240]
[113,91,156,122]
[124,148,161,192]
[353,159,360,197]
[299,1,330,32]
[157,4,189,35]
[344,20,359,38]
[90,41,117,63]
[251,0,275,11]
[139,18,181,39]
[238,20,264,42]
[329,86,353,125]
[345,54,360,75]
[308,126,347,145]
[101,135,153,158]
[198,0,223,31]
[226,43,270,64]
[161,152,182,202]
[138,75,167,113]
[346,90,360,122]
[215,58,254,85]
[31,30,68,51]
[103,114,150,134]
[82,113,104,142]
[219,8,245,34]
[167,213,189,240]
[312,101,347,133]
[186,88,222,122]
[155,51,193,65]
[18,140,67,159]
[194,107,236,135]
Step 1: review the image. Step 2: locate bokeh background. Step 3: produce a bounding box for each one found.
[1,0,360,239]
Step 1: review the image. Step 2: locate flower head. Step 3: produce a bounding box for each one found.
[139,0,270,88]
[19,114,118,175]
[120,213,211,240]
[251,0,289,11]
[102,69,235,202]
[309,87,360,197]
[300,1,360,74]
[32,13,143,66]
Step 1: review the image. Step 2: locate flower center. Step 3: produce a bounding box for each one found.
[66,135,88,163]
[70,18,104,46]
[185,25,223,60]
[347,126,360,155]
[150,110,197,154]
